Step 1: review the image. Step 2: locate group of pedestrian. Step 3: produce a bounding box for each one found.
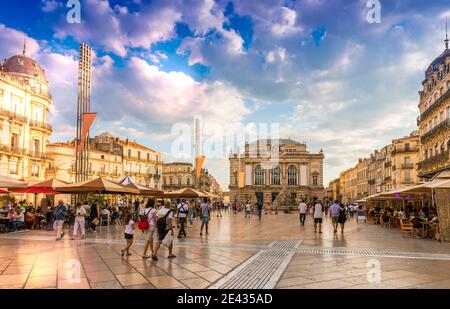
[298,200,348,234]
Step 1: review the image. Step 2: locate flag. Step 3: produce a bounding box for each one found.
[196,156,205,177]
[77,113,96,153]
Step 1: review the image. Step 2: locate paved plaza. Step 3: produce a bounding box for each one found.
[1,212,450,289]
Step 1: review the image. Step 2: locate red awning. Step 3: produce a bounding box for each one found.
[12,186,60,194]
[0,189,11,194]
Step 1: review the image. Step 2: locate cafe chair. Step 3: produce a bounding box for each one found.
[400,219,414,238]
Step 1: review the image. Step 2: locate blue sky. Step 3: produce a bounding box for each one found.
[1,0,449,189]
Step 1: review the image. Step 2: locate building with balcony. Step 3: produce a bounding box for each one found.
[162,162,223,198]
[47,132,162,188]
[390,132,420,188]
[417,37,450,178]
[327,178,341,202]
[340,166,357,203]
[228,139,325,206]
[0,48,52,182]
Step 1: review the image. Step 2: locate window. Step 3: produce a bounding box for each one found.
[287,165,297,186]
[187,178,191,187]
[128,149,131,158]
[10,161,18,175]
[169,177,173,185]
[313,175,318,186]
[404,170,411,182]
[34,139,40,155]
[163,178,167,186]
[271,166,280,185]
[11,133,19,150]
[404,157,410,164]
[114,166,118,175]
[147,153,150,160]
[254,165,264,185]
[31,164,39,177]
[101,155,104,160]
[138,151,141,160]
[178,177,182,187]
[404,143,410,151]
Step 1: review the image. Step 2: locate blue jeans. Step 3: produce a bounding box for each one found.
[189,212,194,226]
[300,213,306,226]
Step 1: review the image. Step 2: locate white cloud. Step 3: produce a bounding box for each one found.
[41,0,61,12]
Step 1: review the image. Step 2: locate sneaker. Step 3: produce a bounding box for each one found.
[56,237,61,241]
[151,255,159,261]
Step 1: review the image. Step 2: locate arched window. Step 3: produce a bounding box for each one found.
[254,165,264,185]
[313,175,318,186]
[271,166,280,185]
[187,178,191,187]
[287,165,297,186]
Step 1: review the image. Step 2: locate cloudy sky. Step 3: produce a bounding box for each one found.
[0,0,449,189]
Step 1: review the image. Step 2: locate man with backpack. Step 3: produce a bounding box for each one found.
[152,201,176,261]
[177,199,189,239]
[54,200,67,241]
[141,199,157,259]
[200,198,211,236]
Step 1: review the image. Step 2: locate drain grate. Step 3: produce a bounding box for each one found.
[296,246,450,260]
[209,240,301,289]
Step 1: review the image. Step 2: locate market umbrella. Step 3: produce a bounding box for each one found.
[55,178,139,194]
[0,175,28,189]
[12,187,60,194]
[124,182,164,196]
[31,178,70,190]
[164,187,209,198]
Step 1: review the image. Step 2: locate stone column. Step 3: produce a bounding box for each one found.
[435,188,450,242]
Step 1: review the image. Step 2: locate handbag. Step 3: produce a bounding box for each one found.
[92,218,100,226]
[162,232,173,247]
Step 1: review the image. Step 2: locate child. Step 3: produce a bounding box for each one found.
[121,214,135,256]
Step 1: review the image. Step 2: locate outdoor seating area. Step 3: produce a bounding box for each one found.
[360,172,449,242]
[0,175,219,234]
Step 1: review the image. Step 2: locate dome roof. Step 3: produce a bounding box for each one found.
[2,54,46,80]
[425,48,450,78]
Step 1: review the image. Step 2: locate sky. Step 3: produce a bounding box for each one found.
[0,0,449,190]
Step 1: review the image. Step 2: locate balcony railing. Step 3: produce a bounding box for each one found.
[420,118,450,144]
[384,176,392,181]
[391,148,418,155]
[401,163,414,169]
[384,161,391,168]
[368,179,375,185]
[0,109,28,123]
[28,151,48,160]
[419,88,450,121]
[29,119,53,132]
[0,144,27,155]
[418,150,449,170]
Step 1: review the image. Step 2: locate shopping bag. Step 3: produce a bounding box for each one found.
[162,232,173,247]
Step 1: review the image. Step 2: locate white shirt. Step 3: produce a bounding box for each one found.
[138,204,145,216]
[144,207,157,226]
[246,203,251,211]
[101,209,110,216]
[76,207,86,218]
[313,204,323,219]
[125,220,134,235]
[299,202,307,214]
[177,203,188,218]
[157,207,173,220]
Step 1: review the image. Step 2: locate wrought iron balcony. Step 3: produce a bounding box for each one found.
[28,151,48,160]
[418,150,449,170]
[29,119,53,132]
[420,118,450,144]
[401,163,414,169]
[419,88,450,121]
[384,176,392,181]
[0,108,28,123]
[391,148,418,155]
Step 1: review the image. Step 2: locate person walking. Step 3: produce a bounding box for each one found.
[329,200,343,233]
[177,199,188,239]
[134,199,140,214]
[188,200,194,227]
[298,200,307,226]
[54,200,67,241]
[89,200,100,232]
[200,198,211,236]
[245,201,251,218]
[121,214,135,256]
[313,201,323,233]
[152,201,176,261]
[338,204,347,234]
[72,202,86,240]
[142,199,157,259]
[257,200,263,222]
[217,201,223,218]
[348,204,354,219]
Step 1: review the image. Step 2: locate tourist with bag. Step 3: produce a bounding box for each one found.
[177,199,188,239]
[338,204,347,234]
[54,200,67,241]
[88,200,100,232]
[200,198,211,236]
[142,199,157,259]
[152,201,176,261]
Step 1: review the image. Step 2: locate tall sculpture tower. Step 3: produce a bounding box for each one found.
[75,43,93,182]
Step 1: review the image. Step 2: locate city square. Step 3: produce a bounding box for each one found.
[0,0,450,294]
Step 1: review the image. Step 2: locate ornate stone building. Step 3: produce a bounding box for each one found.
[162,162,223,198]
[228,139,325,206]
[0,48,52,182]
[327,178,341,202]
[47,132,162,188]
[417,37,450,178]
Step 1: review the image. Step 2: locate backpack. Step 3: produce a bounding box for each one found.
[138,208,151,231]
[178,203,188,215]
[156,209,172,231]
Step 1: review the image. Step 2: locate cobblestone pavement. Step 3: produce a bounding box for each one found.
[1,211,449,289]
